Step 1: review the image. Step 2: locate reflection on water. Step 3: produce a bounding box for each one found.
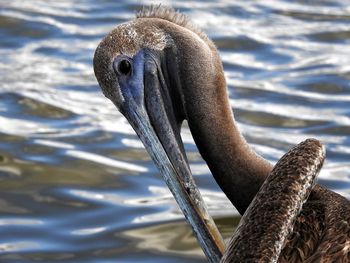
[121,217,240,260]
[0,0,349,262]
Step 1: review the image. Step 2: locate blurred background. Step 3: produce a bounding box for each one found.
[0,0,349,262]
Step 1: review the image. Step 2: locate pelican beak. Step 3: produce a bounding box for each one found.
[116,49,225,261]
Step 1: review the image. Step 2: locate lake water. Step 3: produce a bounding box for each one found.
[0,0,350,262]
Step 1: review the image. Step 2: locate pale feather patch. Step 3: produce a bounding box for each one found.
[116,21,170,55]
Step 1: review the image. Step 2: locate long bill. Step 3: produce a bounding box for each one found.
[117,49,225,262]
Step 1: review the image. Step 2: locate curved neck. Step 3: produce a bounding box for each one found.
[186,85,273,215]
[180,47,272,214]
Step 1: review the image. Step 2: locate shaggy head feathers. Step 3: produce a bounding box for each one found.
[136,5,209,43]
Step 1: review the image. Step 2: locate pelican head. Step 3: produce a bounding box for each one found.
[93,6,226,261]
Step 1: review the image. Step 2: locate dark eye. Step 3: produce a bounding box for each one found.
[118,59,131,75]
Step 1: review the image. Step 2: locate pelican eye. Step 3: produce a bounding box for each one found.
[118,59,131,75]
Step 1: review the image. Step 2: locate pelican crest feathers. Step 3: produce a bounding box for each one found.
[136,5,209,42]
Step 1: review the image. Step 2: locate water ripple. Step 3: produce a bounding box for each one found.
[0,1,349,262]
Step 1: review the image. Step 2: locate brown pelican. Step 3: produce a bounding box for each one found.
[93,6,350,262]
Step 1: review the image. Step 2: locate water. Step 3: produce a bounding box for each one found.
[0,0,349,262]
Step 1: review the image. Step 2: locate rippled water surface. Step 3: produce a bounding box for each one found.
[0,0,350,262]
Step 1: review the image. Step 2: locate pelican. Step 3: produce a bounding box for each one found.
[93,6,350,262]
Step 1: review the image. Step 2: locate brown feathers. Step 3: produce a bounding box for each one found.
[221,139,325,262]
[222,139,350,262]
[280,187,350,263]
